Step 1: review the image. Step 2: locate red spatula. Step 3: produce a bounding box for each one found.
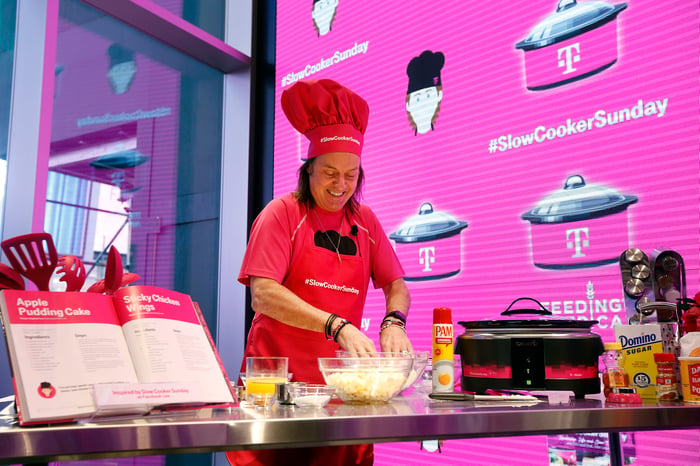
[86,272,140,294]
[103,245,123,295]
[56,255,86,292]
[1,233,58,291]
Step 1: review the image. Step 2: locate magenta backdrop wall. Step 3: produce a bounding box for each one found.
[274,1,699,464]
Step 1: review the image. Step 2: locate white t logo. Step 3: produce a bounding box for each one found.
[566,227,590,258]
[419,247,435,271]
[557,43,581,75]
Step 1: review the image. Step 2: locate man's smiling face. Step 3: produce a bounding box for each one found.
[308,151,360,212]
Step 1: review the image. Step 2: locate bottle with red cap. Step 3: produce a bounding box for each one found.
[432,307,454,393]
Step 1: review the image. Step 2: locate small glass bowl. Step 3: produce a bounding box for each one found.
[400,351,430,392]
[288,383,335,408]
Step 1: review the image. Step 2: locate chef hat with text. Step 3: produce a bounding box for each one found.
[281,79,369,159]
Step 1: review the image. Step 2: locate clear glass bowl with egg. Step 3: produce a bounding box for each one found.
[288,383,335,408]
[319,354,413,403]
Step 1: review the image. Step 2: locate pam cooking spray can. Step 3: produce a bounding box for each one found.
[432,307,454,393]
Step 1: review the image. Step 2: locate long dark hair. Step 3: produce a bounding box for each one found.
[293,157,364,214]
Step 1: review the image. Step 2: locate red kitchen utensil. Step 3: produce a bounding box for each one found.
[1,233,58,291]
[119,272,140,287]
[0,262,25,290]
[104,245,123,295]
[86,272,140,294]
[56,255,86,292]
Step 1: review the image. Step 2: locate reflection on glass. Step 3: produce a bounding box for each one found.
[148,0,225,40]
[0,0,18,234]
[48,0,223,316]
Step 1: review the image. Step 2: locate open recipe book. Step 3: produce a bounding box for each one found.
[0,286,236,425]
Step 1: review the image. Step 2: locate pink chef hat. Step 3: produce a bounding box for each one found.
[281,79,369,159]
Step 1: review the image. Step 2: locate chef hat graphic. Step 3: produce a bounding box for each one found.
[406,50,445,94]
[108,44,135,67]
[281,78,369,159]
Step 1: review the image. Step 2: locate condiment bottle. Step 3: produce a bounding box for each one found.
[601,342,628,399]
[432,307,454,393]
[653,352,679,401]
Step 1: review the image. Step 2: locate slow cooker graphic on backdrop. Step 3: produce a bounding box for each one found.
[389,203,468,281]
[515,0,628,90]
[456,298,604,397]
[521,175,637,269]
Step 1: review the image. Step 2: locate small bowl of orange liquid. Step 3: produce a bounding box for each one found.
[245,357,288,407]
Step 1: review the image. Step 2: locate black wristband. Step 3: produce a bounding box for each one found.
[383,310,407,325]
[325,313,339,341]
[333,319,352,342]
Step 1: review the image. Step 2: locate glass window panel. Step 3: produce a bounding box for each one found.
[49,0,223,322]
[0,0,17,233]
[148,0,225,40]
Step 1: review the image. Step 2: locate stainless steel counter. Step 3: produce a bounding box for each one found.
[1,391,699,465]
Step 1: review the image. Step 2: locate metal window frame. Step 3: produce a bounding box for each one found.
[0,0,253,407]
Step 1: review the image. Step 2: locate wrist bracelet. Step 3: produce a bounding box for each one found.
[384,310,407,325]
[379,319,406,334]
[381,314,407,328]
[325,313,339,341]
[333,319,352,342]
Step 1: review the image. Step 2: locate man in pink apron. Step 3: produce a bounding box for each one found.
[227,79,413,465]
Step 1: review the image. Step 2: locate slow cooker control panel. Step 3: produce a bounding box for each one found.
[510,338,545,388]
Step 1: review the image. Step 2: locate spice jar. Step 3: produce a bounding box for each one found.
[653,352,679,401]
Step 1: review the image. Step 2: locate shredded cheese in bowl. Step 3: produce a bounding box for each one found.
[319,356,413,403]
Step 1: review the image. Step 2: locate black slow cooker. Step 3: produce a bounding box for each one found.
[456,298,604,398]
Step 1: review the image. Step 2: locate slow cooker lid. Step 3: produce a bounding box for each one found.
[390,202,468,243]
[459,318,598,330]
[516,0,628,51]
[521,175,637,224]
[458,297,599,330]
[90,149,148,169]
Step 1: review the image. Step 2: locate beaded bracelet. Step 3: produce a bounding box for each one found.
[381,315,407,328]
[379,319,406,334]
[325,313,339,341]
[332,319,352,342]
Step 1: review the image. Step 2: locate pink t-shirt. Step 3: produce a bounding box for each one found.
[238,193,404,290]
